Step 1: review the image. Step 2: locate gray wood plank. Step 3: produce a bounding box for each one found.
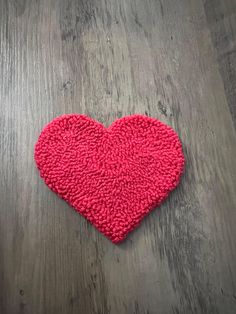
[204,0,236,127]
[0,0,236,313]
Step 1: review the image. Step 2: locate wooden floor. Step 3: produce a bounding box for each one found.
[1,1,236,313]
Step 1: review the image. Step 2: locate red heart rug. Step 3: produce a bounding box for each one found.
[35,114,185,243]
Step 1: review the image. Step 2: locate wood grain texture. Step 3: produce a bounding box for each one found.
[204,0,236,127]
[0,0,236,313]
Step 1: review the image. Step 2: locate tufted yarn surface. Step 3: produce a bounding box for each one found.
[35,114,185,243]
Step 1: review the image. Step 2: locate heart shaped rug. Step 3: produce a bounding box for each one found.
[35,114,185,243]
